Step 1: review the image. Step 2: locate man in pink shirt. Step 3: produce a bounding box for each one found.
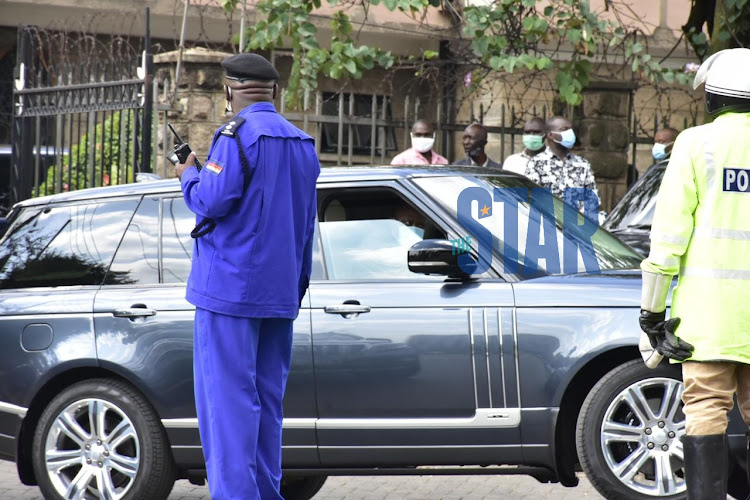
[391,119,449,165]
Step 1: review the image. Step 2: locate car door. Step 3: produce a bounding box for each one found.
[309,180,521,467]
[93,194,317,468]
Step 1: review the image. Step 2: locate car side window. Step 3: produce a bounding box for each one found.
[108,197,160,285]
[0,200,138,289]
[162,197,194,284]
[317,188,445,280]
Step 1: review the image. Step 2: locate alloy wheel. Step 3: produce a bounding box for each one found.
[600,377,686,497]
[43,398,140,500]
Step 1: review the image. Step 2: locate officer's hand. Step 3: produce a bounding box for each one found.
[656,317,694,361]
[175,152,196,180]
[639,309,666,346]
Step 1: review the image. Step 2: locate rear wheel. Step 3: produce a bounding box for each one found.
[32,378,176,500]
[280,475,327,500]
[576,359,686,499]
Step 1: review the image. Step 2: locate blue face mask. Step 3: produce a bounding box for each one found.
[553,128,576,149]
[652,143,671,161]
[408,226,425,238]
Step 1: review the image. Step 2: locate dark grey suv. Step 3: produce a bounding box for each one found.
[0,166,747,500]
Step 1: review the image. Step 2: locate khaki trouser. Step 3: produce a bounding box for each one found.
[682,361,750,435]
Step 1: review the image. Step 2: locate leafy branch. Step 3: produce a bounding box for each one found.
[221,0,702,107]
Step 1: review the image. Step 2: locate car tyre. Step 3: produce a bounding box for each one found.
[576,359,686,500]
[280,475,327,500]
[32,378,176,500]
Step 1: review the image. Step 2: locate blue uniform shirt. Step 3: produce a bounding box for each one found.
[181,102,320,319]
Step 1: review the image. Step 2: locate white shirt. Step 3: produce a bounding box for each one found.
[502,152,532,175]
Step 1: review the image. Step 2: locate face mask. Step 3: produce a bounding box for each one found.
[407,226,425,238]
[393,223,424,242]
[652,142,671,161]
[553,128,576,149]
[411,134,435,154]
[522,134,544,151]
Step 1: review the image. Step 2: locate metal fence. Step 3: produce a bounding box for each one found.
[10,24,153,207]
[279,90,553,167]
[284,89,694,176]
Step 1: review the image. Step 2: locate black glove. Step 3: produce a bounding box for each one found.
[639,309,665,343]
[639,309,694,361]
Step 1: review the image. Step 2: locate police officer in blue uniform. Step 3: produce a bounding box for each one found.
[175,53,320,500]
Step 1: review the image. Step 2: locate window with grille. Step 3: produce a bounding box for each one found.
[320,93,398,155]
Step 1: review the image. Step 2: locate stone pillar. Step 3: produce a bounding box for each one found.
[153,48,232,177]
[576,82,636,212]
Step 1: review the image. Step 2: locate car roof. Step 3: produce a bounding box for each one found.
[13,165,522,208]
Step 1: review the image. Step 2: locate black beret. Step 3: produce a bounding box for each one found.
[221,53,280,81]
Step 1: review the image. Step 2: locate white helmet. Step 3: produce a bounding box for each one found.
[693,48,750,115]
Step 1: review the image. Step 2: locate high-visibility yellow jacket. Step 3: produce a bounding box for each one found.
[642,112,750,363]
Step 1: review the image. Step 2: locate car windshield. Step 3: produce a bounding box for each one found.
[413,174,643,278]
[604,166,666,232]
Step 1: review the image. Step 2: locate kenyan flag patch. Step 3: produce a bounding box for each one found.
[206,160,223,175]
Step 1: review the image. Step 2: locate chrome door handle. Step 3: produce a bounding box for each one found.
[324,304,371,315]
[113,308,157,318]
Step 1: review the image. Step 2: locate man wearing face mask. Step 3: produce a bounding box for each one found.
[393,203,426,238]
[650,127,679,166]
[391,119,449,165]
[175,53,320,500]
[502,117,546,175]
[454,123,502,169]
[524,116,600,215]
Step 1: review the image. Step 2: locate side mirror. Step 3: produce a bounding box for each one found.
[408,239,470,278]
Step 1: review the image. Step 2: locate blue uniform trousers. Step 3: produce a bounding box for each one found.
[193,308,294,500]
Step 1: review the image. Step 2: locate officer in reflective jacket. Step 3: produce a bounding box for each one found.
[640,48,750,499]
[175,53,320,500]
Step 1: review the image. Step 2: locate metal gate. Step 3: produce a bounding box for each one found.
[11,25,152,206]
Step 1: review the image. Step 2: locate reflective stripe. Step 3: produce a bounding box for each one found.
[651,232,690,246]
[696,129,717,230]
[647,255,680,268]
[641,271,674,311]
[693,226,750,240]
[680,267,750,280]
[704,133,717,195]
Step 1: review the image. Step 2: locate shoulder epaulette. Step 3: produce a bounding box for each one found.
[220,117,246,137]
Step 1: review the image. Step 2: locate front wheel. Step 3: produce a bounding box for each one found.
[32,378,176,500]
[576,359,686,499]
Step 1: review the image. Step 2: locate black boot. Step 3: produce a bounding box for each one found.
[683,434,728,500]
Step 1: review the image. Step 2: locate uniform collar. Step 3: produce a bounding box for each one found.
[714,111,750,123]
[239,102,277,116]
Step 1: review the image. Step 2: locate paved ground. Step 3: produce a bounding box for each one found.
[0,459,605,499]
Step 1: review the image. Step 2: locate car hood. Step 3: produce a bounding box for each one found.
[609,230,650,257]
[512,269,668,308]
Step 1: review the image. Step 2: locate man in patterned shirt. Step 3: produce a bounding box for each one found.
[524,116,600,215]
